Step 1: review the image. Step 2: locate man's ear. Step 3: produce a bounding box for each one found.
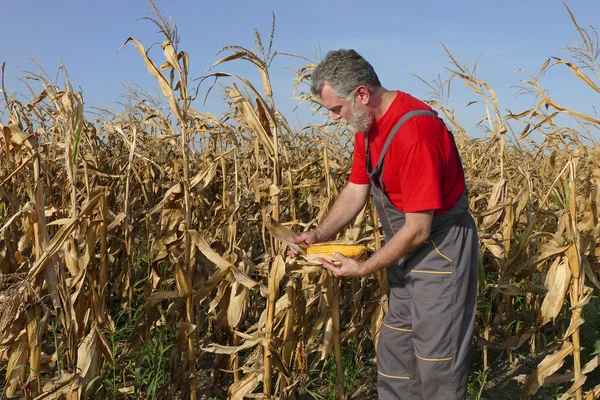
[355,85,370,106]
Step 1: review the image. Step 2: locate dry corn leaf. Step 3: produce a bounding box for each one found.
[264,215,305,254]
[540,258,571,325]
[566,235,581,279]
[522,341,573,398]
[563,316,585,340]
[482,238,505,259]
[268,255,286,295]
[321,316,334,361]
[514,188,530,222]
[201,337,261,354]
[106,212,126,231]
[144,291,180,308]
[28,192,102,280]
[570,285,594,310]
[0,209,28,236]
[481,179,506,229]
[557,376,587,400]
[495,283,525,296]
[229,371,263,400]
[5,330,28,398]
[268,344,291,378]
[118,386,134,395]
[227,281,249,330]
[77,326,100,383]
[227,85,274,156]
[176,321,196,342]
[543,355,600,385]
[120,37,183,122]
[477,331,533,351]
[94,325,114,365]
[550,57,600,93]
[189,230,259,290]
[585,381,600,399]
[583,258,600,291]
[174,263,192,298]
[516,239,572,278]
[258,295,290,332]
[64,239,80,276]
[161,40,181,74]
[189,230,233,271]
[35,372,85,400]
[189,162,218,190]
[6,128,34,149]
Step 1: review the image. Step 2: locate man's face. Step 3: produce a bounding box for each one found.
[320,83,373,133]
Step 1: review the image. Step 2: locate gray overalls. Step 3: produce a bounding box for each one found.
[366,110,479,399]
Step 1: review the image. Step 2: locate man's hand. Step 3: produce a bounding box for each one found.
[288,230,325,258]
[318,252,371,277]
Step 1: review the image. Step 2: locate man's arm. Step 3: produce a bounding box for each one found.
[292,182,371,247]
[319,210,433,277]
[314,182,371,240]
[360,210,433,275]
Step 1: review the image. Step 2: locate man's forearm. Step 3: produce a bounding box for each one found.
[361,211,433,276]
[316,183,370,241]
[361,226,426,275]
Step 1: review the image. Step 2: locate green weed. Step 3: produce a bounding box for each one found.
[134,323,175,399]
[299,338,375,399]
[467,369,488,400]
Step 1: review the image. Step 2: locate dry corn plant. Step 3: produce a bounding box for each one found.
[411,4,600,399]
[192,15,387,399]
[1,1,599,400]
[1,61,113,399]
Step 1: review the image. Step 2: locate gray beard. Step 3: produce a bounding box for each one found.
[347,105,373,133]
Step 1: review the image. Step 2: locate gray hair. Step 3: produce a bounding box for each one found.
[310,49,381,100]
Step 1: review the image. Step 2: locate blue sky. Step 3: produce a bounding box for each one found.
[1,0,599,141]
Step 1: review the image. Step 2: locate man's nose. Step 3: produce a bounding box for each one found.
[331,112,341,120]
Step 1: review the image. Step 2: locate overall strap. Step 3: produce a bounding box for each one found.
[366,110,440,185]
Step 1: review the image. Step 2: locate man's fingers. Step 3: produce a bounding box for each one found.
[332,251,348,262]
[318,258,343,276]
[322,263,340,275]
[318,258,334,268]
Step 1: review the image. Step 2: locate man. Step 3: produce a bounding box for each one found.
[291,49,479,399]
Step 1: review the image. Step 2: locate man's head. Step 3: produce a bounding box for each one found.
[311,49,382,133]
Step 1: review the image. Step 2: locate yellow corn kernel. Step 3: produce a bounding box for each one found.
[305,243,367,258]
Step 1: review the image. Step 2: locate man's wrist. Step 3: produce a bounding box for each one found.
[315,228,330,242]
[362,252,390,277]
[360,259,375,277]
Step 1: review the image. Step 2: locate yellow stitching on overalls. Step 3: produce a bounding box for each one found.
[430,239,452,263]
[415,354,452,362]
[383,321,412,332]
[409,270,452,275]
[377,371,410,380]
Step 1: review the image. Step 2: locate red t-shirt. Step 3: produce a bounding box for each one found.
[349,91,464,215]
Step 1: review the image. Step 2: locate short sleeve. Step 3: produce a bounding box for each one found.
[349,133,370,184]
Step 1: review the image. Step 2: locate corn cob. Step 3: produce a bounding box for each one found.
[305,243,367,258]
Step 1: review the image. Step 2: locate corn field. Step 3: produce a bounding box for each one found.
[1,2,599,399]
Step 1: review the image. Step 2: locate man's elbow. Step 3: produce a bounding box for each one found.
[404,222,431,247]
[404,211,434,246]
[412,227,430,246]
